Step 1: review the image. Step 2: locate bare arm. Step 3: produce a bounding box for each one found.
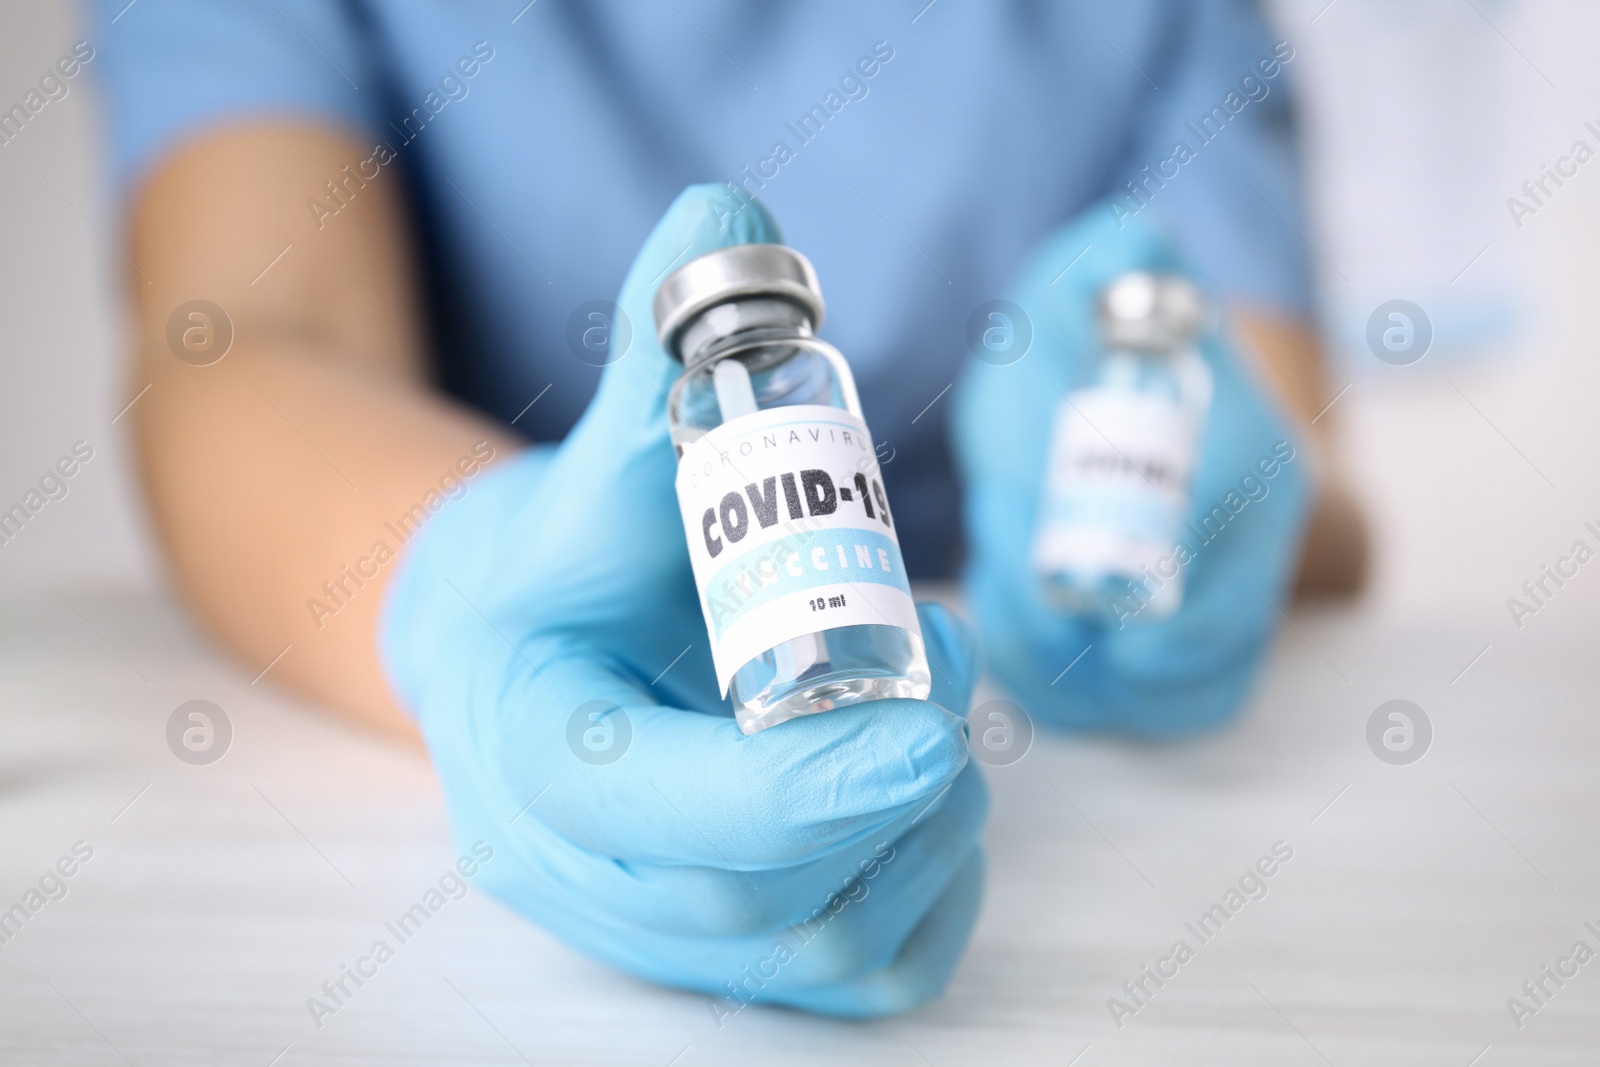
[125,123,519,740]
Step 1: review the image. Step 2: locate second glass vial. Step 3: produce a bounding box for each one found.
[1032,271,1213,624]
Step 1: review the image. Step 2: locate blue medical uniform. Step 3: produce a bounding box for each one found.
[90,0,1311,577]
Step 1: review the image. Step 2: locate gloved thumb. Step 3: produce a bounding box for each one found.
[563,183,784,464]
[953,203,1190,498]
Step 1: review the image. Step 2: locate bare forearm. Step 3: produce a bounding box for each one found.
[131,339,517,737]
[124,123,519,737]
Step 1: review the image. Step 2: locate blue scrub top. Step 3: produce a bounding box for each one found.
[90,0,1312,578]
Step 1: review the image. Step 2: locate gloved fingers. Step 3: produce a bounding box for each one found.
[496,574,981,730]
[966,452,1305,736]
[766,846,986,1018]
[1080,523,1308,733]
[963,484,1286,737]
[482,638,970,870]
[451,771,983,1011]
[550,759,987,941]
[1103,475,1309,677]
[753,762,987,988]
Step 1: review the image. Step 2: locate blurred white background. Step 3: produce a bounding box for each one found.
[0,1,155,591]
[2,0,1599,639]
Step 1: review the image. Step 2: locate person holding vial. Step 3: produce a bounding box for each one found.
[91,0,1364,1017]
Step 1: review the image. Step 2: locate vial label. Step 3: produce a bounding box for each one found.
[1032,386,1197,582]
[675,403,919,696]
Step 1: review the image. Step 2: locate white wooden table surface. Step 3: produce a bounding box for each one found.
[2,584,1597,1065]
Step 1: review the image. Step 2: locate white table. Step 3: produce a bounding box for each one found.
[2,584,1597,1065]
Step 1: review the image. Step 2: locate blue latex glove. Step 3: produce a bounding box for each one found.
[952,205,1314,736]
[381,184,987,1017]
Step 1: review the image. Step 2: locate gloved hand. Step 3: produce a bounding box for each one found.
[952,205,1314,735]
[381,184,987,1017]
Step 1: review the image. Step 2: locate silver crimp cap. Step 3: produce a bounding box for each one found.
[1098,271,1206,351]
[653,244,826,363]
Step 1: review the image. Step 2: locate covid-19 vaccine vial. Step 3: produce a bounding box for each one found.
[1033,271,1213,624]
[654,243,930,735]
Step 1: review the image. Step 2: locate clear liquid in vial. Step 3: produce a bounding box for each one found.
[707,355,928,734]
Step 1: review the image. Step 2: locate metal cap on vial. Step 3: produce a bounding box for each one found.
[1098,272,1206,351]
[653,244,826,365]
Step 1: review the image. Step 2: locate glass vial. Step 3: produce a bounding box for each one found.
[654,243,930,734]
[1032,271,1213,624]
